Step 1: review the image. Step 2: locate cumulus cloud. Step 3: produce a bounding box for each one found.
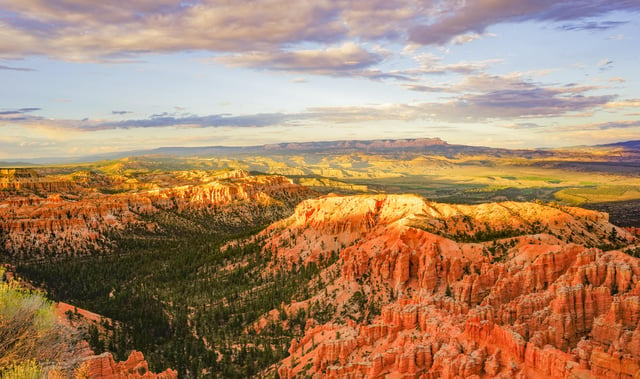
[0,0,347,61]
[1,0,637,65]
[216,42,386,76]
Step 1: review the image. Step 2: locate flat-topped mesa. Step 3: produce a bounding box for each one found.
[263,194,640,378]
[262,138,448,152]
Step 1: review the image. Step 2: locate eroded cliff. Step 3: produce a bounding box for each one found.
[0,169,313,258]
[262,194,640,379]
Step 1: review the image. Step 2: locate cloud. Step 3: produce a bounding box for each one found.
[0,0,636,67]
[0,64,36,71]
[0,65,619,134]
[501,122,545,129]
[404,72,602,98]
[0,107,42,121]
[0,0,348,61]
[2,71,616,134]
[450,33,495,45]
[604,99,640,109]
[458,88,612,119]
[0,107,40,115]
[309,76,614,123]
[216,42,386,76]
[407,54,502,76]
[558,119,640,131]
[597,59,614,71]
[380,55,503,84]
[401,83,448,92]
[1,110,303,134]
[559,20,627,31]
[409,0,640,45]
[85,112,302,131]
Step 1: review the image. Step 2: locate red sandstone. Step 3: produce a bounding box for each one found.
[265,194,640,378]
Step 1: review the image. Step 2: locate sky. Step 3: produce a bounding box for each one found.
[1,0,639,160]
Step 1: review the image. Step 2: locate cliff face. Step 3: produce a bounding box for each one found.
[80,351,177,379]
[0,169,313,258]
[264,194,640,379]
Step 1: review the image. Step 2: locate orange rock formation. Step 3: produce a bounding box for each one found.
[82,351,177,379]
[0,170,312,258]
[265,194,640,379]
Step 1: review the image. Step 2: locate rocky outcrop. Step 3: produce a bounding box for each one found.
[82,351,177,379]
[263,194,640,379]
[624,227,640,237]
[0,170,313,258]
[0,168,82,194]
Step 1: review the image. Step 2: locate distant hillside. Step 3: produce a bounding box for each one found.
[599,140,640,149]
[12,137,640,166]
[0,161,35,168]
[2,137,520,164]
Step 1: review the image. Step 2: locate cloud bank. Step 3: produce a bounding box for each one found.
[1,0,636,64]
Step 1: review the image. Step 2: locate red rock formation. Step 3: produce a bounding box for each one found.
[624,227,640,237]
[0,170,313,258]
[82,351,177,379]
[263,194,640,379]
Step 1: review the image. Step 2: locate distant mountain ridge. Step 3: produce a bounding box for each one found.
[5,137,640,166]
[261,137,448,151]
[599,140,640,149]
[3,138,450,165]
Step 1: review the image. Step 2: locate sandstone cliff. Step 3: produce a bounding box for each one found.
[79,351,177,379]
[263,194,640,379]
[0,169,313,258]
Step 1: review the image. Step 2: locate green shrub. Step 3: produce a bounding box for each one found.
[0,267,71,371]
[0,359,42,379]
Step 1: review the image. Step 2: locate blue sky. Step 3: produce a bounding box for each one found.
[1,0,639,159]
